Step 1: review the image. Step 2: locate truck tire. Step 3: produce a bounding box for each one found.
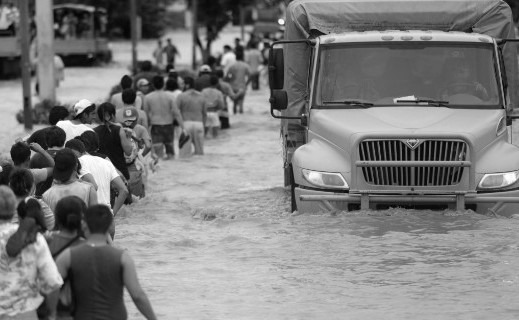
[289,165,297,213]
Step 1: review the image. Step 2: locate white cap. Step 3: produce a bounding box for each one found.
[73,99,94,117]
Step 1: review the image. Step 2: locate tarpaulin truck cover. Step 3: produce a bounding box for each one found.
[283,0,518,118]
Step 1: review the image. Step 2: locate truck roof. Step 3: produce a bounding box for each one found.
[282,0,518,117]
[319,31,495,44]
[287,0,513,36]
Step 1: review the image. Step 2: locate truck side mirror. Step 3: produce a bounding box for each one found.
[269,48,284,90]
[270,89,288,111]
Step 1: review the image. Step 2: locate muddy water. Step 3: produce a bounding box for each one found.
[116,87,519,319]
[1,28,519,319]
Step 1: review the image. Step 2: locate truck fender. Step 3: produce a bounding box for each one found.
[291,139,351,187]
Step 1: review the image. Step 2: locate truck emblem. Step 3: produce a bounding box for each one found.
[405,139,421,149]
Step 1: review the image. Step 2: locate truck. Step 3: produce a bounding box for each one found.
[268,0,519,217]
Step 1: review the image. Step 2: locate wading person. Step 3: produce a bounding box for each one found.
[53,204,157,320]
[0,186,63,320]
[177,76,207,156]
[56,99,96,142]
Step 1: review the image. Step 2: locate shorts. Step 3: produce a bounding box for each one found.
[150,124,174,144]
[206,112,220,128]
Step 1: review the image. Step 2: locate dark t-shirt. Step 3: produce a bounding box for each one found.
[94,124,130,180]
[70,245,127,320]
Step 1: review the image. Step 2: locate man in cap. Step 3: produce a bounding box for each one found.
[56,99,95,142]
[195,64,212,91]
[120,107,151,198]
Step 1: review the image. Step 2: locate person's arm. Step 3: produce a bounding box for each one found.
[111,176,128,216]
[140,129,152,157]
[122,252,157,320]
[171,100,185,131]
[30,142,54,167]
[119,127,134,156]
[202,99,207,126]
[81,172,98,191]
[87,184,98,207]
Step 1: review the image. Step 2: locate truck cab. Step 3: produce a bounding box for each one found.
[270,0,519,216]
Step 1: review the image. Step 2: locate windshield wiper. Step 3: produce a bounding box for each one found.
[322,100,374,108]
[395,98,449,107]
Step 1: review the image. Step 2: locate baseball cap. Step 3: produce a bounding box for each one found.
[122,107,138,121]
[199,64,211,73]
[53,148,78,182]
[136,78,149,87]
[73,99,95,118]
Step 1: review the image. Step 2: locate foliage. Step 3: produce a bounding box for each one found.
[187,0,283,62]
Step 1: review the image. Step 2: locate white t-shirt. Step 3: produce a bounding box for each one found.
[78,154,119,208]
[56,120,94,142]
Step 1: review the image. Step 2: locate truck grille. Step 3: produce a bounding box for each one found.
[359,139,468,186]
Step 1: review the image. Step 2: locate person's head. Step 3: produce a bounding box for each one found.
[209,75,219,87]
[45,126,66,149]
[73,99,96,124]
[97,102,116,123]
[0,185,17,221]
[223,45,232,52]
[167,38,172,44]
[9,168,34,198]
[183,76,194,90]
[120,75,133,90]
[121,107,139,128]
[153,75,165,90]
[122,88,137,105]
[157,39,162,46]
[10,141,31,166]
[48,105,70,125]
[141,60,152,72]
[53,148,78,183]
[0,164,14,186]
[199,64,211,75]
[65,139,86,157]
[17,197,46,231]
[236,50,244,61]
[79,130,100,153]
[450,59,471,82]
[84,204,113,235]
[0,186,17,221]
[165,78,179,91]
[55,196,86,232]
[136,78,150,94]
[26,130,47,150]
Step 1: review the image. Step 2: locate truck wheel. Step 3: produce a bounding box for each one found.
[289,165,297,212]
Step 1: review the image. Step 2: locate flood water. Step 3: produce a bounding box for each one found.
[1,28,519,319]
[115,88,519,319]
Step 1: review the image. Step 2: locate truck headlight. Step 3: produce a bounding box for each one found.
[478,170,519,190]
[302,169,349,190]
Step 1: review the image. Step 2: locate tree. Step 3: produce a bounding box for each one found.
[187,0,283,63]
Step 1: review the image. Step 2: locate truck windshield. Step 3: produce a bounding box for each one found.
[317,42,501,108]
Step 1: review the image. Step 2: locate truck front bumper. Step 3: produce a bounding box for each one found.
[295,187,519,217]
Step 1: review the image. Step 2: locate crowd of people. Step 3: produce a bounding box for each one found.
[0,35,269,320]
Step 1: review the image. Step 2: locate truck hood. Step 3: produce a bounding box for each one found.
[310,107,504,152]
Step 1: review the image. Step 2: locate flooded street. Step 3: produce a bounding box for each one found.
[1,28,519,319]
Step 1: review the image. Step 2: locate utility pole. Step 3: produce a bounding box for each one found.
[239,4,245,42]
[192,0,198,70]
[130,0,138,75]
[36,0,55,102]
[19,0,32,130]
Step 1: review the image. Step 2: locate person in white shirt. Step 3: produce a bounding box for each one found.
[220,44,236,74]
[65,139,128,216]
[56,99,95,142]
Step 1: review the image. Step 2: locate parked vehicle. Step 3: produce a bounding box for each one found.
[269,0,519,216]
[0,3,111,77]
